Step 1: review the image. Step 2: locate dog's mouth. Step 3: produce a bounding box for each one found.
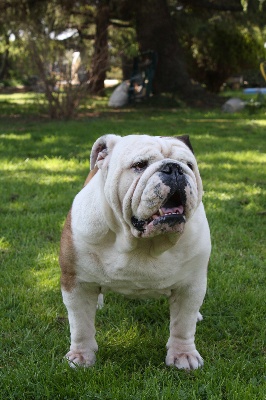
[131,191,186,233]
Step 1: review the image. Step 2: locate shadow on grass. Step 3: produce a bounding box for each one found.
[1,112,265,155]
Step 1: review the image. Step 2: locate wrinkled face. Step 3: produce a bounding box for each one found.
[97,135,203,239]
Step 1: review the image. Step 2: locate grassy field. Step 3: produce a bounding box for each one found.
[0,93,265,399]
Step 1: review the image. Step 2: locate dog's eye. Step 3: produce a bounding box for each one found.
[132,160,148,171]
[187,162,193,171]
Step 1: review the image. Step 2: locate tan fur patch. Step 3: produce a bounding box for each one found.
[83,166,99,187]
[59,167,98,291]
[59,209,76,292]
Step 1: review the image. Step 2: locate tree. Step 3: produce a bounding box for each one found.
[117,0,265,99]
[1,0,265,109]
[0,34,10,81]
[185,20,263,92]
[0,2,32,83]
[89,1,110,94]
[132,0,193,96]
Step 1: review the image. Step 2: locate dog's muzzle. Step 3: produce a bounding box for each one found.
[131,162,188,234]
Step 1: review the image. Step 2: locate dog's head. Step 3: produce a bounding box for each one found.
[90,134,203,239]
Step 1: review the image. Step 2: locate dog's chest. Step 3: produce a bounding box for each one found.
[74,241,193,297]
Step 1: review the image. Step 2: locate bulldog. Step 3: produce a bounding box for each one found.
[59,134,211,370]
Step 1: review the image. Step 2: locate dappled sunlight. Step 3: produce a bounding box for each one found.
[206,191,234,201]
[0,237,12,253]
[196,134,243,144]
[103,322,140,348]
[0,133,31,141]
[0,93,46,118]
[245,119,266,127]
[0,93,43,102]
[3,97,43,105]
[205,181,263,194]
[200,150,265,176]
[1,156,88,177]
[97,297,168,367]
[32,252,60,291]
[205,182,263,204]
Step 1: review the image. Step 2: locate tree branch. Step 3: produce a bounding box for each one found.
[109,19,132,28]
[180,0,243,12]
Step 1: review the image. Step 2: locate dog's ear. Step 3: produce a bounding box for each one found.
[175,135,194,154]
[90,134,121,169]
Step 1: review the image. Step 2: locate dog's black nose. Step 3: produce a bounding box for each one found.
[160,163,183,175]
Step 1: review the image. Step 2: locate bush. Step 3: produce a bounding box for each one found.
[28,37,89,119]
[184,18,263,92]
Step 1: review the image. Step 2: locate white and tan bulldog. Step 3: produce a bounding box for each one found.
[59,134,211,370]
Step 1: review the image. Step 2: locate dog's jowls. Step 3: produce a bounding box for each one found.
[59,134,211,370]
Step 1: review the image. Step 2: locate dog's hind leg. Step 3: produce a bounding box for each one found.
[97,293,104,309]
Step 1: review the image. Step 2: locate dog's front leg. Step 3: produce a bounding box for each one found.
[166,284,206,370]
[62,284,100,367]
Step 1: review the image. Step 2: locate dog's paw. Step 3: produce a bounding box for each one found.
[65,350,96,368]
[197,312,203,322]
[97,293,104,309]
[165,349,203,370]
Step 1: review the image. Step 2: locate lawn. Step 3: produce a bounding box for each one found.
[0,93,265,399]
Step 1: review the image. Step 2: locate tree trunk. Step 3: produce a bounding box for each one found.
[89,2,110,95]
[132,0,222,106]
[0,34,10,80]
[133,0,192,95]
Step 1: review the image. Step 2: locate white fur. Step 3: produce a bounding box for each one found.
[61,135,211,370]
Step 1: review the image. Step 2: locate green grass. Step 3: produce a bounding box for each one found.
[0,93,265,399]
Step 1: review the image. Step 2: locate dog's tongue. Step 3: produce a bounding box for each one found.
[161,205,184,215]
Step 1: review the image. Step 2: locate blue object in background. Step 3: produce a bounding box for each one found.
[244,88,266,94]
